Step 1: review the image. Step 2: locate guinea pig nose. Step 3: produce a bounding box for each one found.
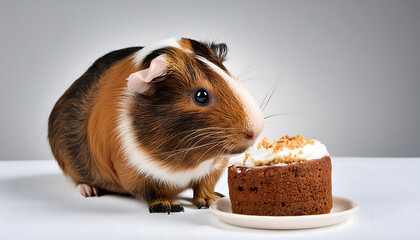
[244,131,256,140]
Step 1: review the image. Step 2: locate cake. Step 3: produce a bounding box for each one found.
[228,135,332,216]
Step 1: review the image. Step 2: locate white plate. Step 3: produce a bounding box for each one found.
[209,196,358,230]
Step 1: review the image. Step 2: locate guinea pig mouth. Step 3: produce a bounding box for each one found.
[226,145,250,155]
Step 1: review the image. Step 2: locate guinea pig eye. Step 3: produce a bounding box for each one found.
[193,88,210,105]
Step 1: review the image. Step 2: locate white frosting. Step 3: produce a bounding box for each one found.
[229,139,329,167]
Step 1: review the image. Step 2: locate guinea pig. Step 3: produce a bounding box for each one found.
[48,37,263,213]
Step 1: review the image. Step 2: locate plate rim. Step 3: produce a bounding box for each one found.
[209,195,358,221]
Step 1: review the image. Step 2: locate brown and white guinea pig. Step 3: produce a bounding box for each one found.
[48,37,263,213]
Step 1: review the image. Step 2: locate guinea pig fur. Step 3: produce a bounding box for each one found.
[48,37,264,213]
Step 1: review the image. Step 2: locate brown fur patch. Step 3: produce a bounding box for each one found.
[178,38,194,52]
[86,58,135,191]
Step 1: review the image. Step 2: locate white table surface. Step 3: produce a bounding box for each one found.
[0,158,419,240]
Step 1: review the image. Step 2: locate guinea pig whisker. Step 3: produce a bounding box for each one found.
[236,66,256,81]
[196,141,226,163]
[226,143,237,156]
[174,127,232,145]
[264,113,288,120]
[176,139,226,165]
[170,136,225,158]
[165,132,236,164]
[220,142,240,159]
[173,131,226,154]
[172,127,236,150]
[210,134,240,158]
[260,80,279,112]
[214,141,229,157]
[238,77,264,84]
[165,137,225,164]
[180,134,227,163]
[182,131,225,146]
[171,134,225,153]
[168,139,222,155]
[216,142,232,157]
[182,132,235,160]
[169,133,227,156]
[156,127,230,153]
[161,139,224,163]
[156,127,239,163]
[259,85,273,110]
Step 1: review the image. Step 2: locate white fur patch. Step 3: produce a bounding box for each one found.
[116,92,225,188]
[133,37,181,66]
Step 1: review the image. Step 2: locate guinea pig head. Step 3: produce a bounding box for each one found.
[126,38,263,169]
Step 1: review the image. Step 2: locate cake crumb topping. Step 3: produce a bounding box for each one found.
[243,153,250,165]
[258,135,315,152]
[248,135,319,166]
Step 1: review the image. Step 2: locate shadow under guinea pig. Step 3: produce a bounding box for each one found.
[0,174,148,214]
[1,173,210,215]
[0,173,232,229]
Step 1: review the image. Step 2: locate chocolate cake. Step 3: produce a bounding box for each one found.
[228,135,332,216]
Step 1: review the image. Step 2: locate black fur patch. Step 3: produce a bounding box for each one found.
[207,42,228,62]
[188,39,228,71]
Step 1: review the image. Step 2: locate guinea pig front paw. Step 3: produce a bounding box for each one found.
[149,199,184,214]
[76,183,99,197]
[193,191,225,209]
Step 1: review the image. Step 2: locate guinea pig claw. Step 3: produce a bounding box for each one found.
[195,201,205,209]
[92,187,99,197]
[149,204,169,213]
[149,202,184,214]
[77,184,99,198]
[170,204,184,213]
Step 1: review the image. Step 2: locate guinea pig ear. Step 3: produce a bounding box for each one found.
[208,42,228,62]
[126,55,167,94]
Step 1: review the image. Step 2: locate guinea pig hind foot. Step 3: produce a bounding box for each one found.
[149,199,184,214]
[76,183,100,197]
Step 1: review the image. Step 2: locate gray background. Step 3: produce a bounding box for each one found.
[1,0,419,160]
